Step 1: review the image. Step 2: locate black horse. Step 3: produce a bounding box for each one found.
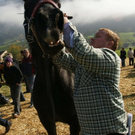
[23,0,80,134]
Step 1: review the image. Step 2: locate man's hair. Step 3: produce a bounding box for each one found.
[99,28,119,51]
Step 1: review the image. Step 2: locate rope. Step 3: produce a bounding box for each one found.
[30,18,47,58]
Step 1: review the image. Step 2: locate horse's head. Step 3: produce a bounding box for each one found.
[23,0,64,49]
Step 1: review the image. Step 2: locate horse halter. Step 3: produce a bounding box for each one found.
[27,0,60,57]
[31,0,59,17]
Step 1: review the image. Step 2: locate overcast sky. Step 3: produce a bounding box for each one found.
[61,0,135,25]
[0,0,135,26]
[0,1,24,26]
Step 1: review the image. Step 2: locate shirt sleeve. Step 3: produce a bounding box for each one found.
[53,47,78,73]
[63,22,74,48]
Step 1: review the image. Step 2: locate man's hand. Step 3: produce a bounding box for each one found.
[63,13,70,25]
[45,40,65,56]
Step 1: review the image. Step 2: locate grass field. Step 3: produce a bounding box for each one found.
[119,32,135,46]
[0,40,28,51]
[0,58,135,135]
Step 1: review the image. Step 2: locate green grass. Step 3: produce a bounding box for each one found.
[3,38,17,45]
[119,32,135,46]
[0,44,12,50]
[0,41,28,51]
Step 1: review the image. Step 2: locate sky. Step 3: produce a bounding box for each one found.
[0,1,24,26]
[0,0,135,27]
[61,0,135,25]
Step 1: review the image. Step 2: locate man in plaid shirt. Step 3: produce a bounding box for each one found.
[48,15,128,135]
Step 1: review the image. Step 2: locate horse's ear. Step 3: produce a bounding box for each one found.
[58,2,61,8]
[53,0,61,8]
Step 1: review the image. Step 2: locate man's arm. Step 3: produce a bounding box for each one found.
[53,47,78,73]
[63,20,120,73]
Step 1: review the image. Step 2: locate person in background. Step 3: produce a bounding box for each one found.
[133,48,135,68]
[4,53,26,102]
[20,50,25,57]
[21,49,36,108]
[5,53,19,67]
[128,47,134,66]
[120,48,126,67]
[134,48,135,58]
[0,83,12,133]
[4,57,23,118]
[20,50,31,93]
[46,14,128,135]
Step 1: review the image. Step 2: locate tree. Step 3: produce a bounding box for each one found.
[7,45,25,60]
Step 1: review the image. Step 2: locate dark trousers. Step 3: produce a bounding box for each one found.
[25,75,36,105]
[129,58,134,65]
[10,84,21,114]
[20,91,25,101]
[0,117,7,127]
[11,91,25,103]
[121,58,126,67]
[24,77,31,92]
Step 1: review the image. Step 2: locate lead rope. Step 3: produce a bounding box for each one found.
[30,18,47,58]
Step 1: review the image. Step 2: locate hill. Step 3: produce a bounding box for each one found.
[0,24,25,45]
[0,0,135,50]
[80,14,135,36]
[1,31,135,52]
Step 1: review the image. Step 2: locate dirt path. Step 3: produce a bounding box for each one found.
[0,58,135,135]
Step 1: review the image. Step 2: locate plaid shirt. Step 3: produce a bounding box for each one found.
[53,24,128,135]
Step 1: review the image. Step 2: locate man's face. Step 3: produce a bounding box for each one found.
[24,51,29,58]
[90,30,110,48]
